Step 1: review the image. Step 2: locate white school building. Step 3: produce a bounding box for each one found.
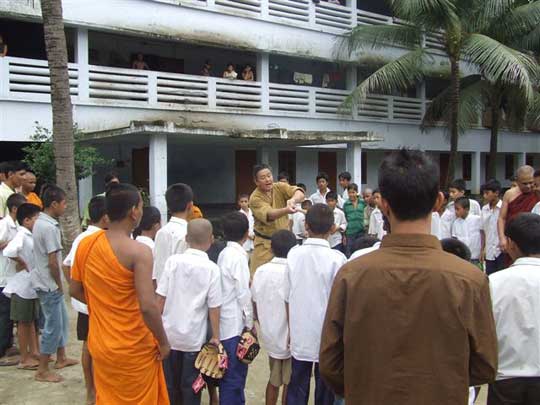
[0,0,539,214]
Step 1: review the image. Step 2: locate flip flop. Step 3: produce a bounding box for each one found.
[0,357,19,367]
[17,363,39,370]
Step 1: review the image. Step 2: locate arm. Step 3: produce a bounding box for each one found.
[480,230,486,262]
[497,192,512,252]
[207,266,222,345]
[12,257,28,272]
[48,251,63,292]
[62,265,71,283]
[69,279,86,304]
[156,294,166,314]
[208,307,220,345]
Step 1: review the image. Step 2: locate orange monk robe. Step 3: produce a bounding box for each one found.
[71,231,168,405]
[188,204,204,220]
[25,192,43,209]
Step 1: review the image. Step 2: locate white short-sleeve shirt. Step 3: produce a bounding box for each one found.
[251,257,290,359]
[136,235,155,251]
[291,211,306,241]
[481,200,502,261]
[283,238,347,362]
[441,199,481,240]
[239,209,255,252]
[431,212,442,240]
[451,214,482,260]
[157,249,222,352]
[152,217,188,283]
[3,227,38,299]
[368,207,386,240]
[328,208,347,248]
[0,215,18,288]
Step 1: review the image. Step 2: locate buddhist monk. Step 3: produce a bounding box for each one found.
[70,183,170,405]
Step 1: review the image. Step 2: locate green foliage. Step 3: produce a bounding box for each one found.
[22,122,109,184]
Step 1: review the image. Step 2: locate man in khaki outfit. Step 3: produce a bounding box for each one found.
[249,164,305,274]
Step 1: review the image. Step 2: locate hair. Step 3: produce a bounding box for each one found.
[316,172,329,183]
[505,213,540,256]
[271,230,297,258]
[441,238,472,261]
[0,162,8,177]
[378,149,439,221]
[372,188,381,196]
[347,183,359,192]
[222,211,249,242]
[237,193,250,201]
[41,185,66,208]
[3,161,26,176]
[278,171,289,182]
[105,183,141,222]
[449,179,466,192]
[305,203,334,235]
[296,183,306,192]
[454,196,470,210]
[338,171,351,182]
[301,199,312,210]
[104,171,119,186]
[253,164,272,179]
[165,183,193,213]
[16,203,41,225]
[482,179,502,194]
[352,235,379,252]
[226,62,234,68]
[88,196,107,224]
[133,206,161,238]
[6,193,27,212]
[186,218,213,246]
[325,191,338,201]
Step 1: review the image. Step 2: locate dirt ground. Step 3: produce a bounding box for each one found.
[0,300,489,405]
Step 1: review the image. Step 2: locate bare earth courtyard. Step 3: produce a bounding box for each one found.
[0,299,488,405]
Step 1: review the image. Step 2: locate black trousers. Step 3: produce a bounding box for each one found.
[488,378,540,405]
[0,288,13,357]
[163,350,201,405]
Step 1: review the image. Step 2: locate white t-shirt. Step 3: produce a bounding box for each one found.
[3,227,38,299]
[328,208,347,248]
[0,215,19,288]
[152,217,188,283]
[532,202,540,215]
[441,199,481,239]
[451,215,482,260]
[349,241,381,261]
[135,235,155,251]
[481,201,502,261]
[157,249,222,352]
[218,241,253,340]
[283,238,347,362]
[239,209,255,252]
[431,212,442,240]
[251,257,290,359]
[368,207,386,240]
[290,211,306,241]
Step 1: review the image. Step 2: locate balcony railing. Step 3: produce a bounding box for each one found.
[0,56,426,124]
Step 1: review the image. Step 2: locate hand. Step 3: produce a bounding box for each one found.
[209,337,220,347]
[157,342,171,361]
[499,237,508,253]
[480,250,486,263]
[250,325,258,337]
[286,199,297,214]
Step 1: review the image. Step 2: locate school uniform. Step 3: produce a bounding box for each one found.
[431,212,442,240]
[238,209,255,252]
[290,211,307,244]
[153,217,188,284]
[451,214,482,262]
[217,242,253,405]
[283,238,347,405]
[368,207,386,241]
[0,215,18,356]
[482,201,504,275]
[328,208,347,252]
[135,235,155,251]
[348,241,381,261]
[441,199,482,239]
[157,249,222,405]
[309,189,330,205]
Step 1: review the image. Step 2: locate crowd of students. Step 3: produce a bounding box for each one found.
[1,154,540,405]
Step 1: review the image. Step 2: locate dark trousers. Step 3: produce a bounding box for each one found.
[486,254,506,275]
[286,358,335,405]
[220,336,248,405]
[163,350,201,405]
[488,378,540,405]
[0,288,13,357]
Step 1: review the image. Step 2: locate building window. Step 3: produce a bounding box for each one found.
[526,154,534,168]
[462,153,472,181]
[505,154,515,180]
[278,151,296,185]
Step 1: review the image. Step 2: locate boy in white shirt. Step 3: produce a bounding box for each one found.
[217,212,254,404]
[157,219,222,405]
[325,192,347,253]
[252,229,297,405]
[481,180,504,275]
[289,200,311,245]
[3,203,40,369]
[133,206,161,251]
[452,197,483,265]
[441,179,481,238]
[283,203,347,405]
[368,189,386,241]
[153,183,193,285]
[238,193,255,253]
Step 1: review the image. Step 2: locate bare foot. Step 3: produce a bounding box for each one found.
[54,358,79,369]
[35,370,64,383]
[17,360,39,370]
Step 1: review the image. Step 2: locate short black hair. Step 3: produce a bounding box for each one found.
[104,171,119,185]
[441,238,472,261]
[238,193,250,201]
[316,172,329,183]
[482,179,501,194]
[271,230,297,258]
[305,203,334,235]
[222,211,249,242]
[326,191,338,201]
[41,185,66,208]
[338,172,351,181]
[505,213,540,256]
[165,183,193,213]
[6,193,27,211]
[133,206,161,238]
[454,196,470,210]
[296,183,307,192]
[106,183,141,222]
[0,162,8,176]
[3,161,26,176]
[379,149,439,221]
[352,235,379,252]
[301,199,312,210]
[347,183,359,192]
[278,171,289,182]
[253,164,272,179]
[88,196,107,224]
[372,188,381,195]
[16,203,41,225]
[449,179,466,192]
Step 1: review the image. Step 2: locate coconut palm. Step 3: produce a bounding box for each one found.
[340,0,540,187]
[42,0,81,249]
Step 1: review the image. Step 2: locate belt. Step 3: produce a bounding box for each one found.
[254,230,272,240]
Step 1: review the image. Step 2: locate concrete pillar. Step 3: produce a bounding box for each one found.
[472,151,481,195]
[346,66,358,119]
[517,152,527,168]
[78,174,93,217]
[75,28,89,101]
[257,146,278,178]
[256,53,270,112]
[417,80,426,116]
[149,133,168,222]
[346,142,362,190]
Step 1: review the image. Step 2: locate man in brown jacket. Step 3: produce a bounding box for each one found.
[320,149,498,404]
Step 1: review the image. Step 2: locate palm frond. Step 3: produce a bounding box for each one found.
[526,93,540,129]
[515,24,540,52]
[464,0,513,33]
[386,0,457,28]
[484,1,540,46]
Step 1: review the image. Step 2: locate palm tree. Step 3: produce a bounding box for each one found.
[340,0,540,187]
[41,0,81,249]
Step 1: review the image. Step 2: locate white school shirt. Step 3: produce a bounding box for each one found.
[532,202,540,215]
[218,241,253,340]
[251,257,290,359]
[341,189,349,205]
[3,227,38,299]
[0,215,18,288]
[368,207,386,240]
[136,235,155,251]
[431,212,442,240]
[328,208,347,248]
[157,249,222,352]
[309,189,330,205]
[348,241,381,261]
[481,200,502,261]
[283,238,347,362]
[152,217,188,283]
[291,211,306,241]
[490,257,540,380]
[451,214,482,260]
[239,208,255,252]
[64,225,102,315]
[441,199,481,239]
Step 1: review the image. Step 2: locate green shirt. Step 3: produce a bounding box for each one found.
[343,199,366,236]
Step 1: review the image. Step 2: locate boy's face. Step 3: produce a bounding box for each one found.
[454,204,469,219]
[483,190,499,204]
[339,178,349,189]
[51,199,67,217]
[239,197,249,210]
[25,214,40,231]
[373,193,382,209]
[326,198,337,210]
[348,189,358,201]
[448,187,464,201]
[9,169,26,188]
[317,178,328,192]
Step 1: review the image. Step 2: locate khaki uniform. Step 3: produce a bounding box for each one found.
[249,182,300,274]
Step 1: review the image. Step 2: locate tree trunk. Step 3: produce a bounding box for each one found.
[445,57,460,189]
[487,106,500,180]
[42,0,80,250]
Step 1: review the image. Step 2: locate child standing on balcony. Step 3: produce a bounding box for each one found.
[223,63,238,80]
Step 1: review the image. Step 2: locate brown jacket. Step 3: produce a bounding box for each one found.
[320,234,497,405]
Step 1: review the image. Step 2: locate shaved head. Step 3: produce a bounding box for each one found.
[187,219,213,247]
[517,165,534,179]
[516,165,535,194]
